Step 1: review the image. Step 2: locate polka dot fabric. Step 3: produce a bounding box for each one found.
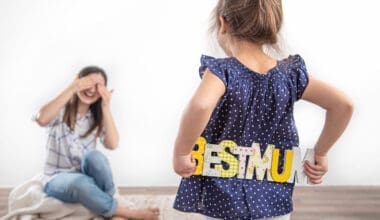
[173,54,310,219]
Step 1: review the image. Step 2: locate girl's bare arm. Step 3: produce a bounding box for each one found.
[301,75,354,184]
[174,69,225,155]
[302,75,354,157]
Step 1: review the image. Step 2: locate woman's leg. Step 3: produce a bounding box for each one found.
[80,150,160,219]
[81,150,115,196]
[44,172,118,217]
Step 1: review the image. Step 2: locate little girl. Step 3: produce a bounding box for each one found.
[173,0,353,219]
[35,66,159,219]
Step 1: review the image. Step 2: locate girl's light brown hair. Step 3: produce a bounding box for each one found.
[63,66,107,139]
[211,0,283,45]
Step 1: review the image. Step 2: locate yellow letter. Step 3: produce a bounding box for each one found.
[271,149,293,183]
[215,140,239,178]
[192,137,206,175]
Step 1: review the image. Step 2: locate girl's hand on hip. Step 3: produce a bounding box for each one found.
[173,153,196,178]
[97,84,113,109]
[304,154,328,184]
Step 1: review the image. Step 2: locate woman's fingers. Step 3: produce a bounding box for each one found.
[91,73,104,84]
[81,75,95,84]
[97,84,109,94]
[98,84,111,98]
[98,84,113,104]
[83,82,94,90]
[76,76,96,91]
[77,83,92,92]
[97,84,106,97]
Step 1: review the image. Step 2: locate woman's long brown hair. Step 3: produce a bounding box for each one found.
[63,66,108,139]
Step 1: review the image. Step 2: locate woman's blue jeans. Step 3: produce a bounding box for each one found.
[44,150,118,217]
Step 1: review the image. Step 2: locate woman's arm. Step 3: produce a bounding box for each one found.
[98,84,119,150]
[35,84,74,127]
[35,75,97,127]
[301,75,354,183]
[173,69,225,177]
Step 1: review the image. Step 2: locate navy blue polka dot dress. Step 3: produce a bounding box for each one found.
[173,54,310,219]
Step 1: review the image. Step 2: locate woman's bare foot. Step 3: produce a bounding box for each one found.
[114,207,160,220]
[111,217,127,220]
[127,208,159,219]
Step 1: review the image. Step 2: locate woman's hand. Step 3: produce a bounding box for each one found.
[95,82,119,150]
[97,84,113,109]
[173,153,196,178]
[71,74,103,94]
[304,154,328,184]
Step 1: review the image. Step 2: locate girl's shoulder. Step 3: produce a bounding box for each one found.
[280,54,307,70]
[199,54,235,71]
[199,54,310,101]
[198,55,238,87]
[279,54,310,101]
[198,54,308,83]
[200,54,231,63]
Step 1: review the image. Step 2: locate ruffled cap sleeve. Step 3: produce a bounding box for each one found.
[287,54,310,101]
[199,55,228,87]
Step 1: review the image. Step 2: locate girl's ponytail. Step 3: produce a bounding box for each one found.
[211,0,283,45]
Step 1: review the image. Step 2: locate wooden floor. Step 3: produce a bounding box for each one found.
[1,186,380,220]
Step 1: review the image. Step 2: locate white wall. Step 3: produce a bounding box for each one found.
[0,0,379,187]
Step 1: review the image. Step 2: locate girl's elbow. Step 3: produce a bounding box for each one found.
[190,100,214,113]
[342,98,354,115]
[331,98,354,118]
[328,96,354,115]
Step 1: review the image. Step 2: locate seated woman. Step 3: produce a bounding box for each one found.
[35,66,159,220]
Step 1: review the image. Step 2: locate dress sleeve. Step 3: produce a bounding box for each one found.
[288,54,310,101]
[199,55,228,87]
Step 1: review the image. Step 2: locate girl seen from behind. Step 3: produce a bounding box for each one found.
[173,0,354,219]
